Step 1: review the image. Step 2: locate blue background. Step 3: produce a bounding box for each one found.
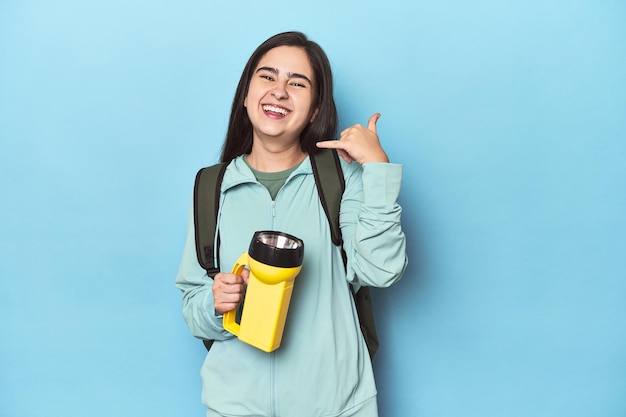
[1,1,625,416]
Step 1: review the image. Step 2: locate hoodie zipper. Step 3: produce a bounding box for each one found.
[270,352,276,416]
[270,200,277,416]
[267,169,304,416]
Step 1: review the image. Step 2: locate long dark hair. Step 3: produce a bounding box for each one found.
[220,32,338,163]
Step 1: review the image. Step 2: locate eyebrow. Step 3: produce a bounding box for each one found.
[255,67,313,85]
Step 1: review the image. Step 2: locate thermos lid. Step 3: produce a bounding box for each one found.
[249,231,304,268]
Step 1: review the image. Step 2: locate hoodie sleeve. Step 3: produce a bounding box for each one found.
[340,161,408,288]
[174,201,235,342]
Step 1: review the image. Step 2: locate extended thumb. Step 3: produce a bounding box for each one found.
[367,113,381,132]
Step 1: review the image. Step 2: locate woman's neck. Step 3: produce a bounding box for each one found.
[247,142,307,173]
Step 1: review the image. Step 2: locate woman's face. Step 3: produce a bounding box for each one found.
[244,46,318,147]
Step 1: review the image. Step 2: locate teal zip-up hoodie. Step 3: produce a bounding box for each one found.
[176,155,407,417]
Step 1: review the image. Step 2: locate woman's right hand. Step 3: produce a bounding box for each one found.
[213,269,250,314]
[316,113,389,164]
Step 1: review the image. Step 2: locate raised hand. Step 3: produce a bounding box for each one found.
[316,113,389,164]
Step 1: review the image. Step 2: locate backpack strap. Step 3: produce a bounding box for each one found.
[193,163,227,276]
[193,163,227,352]
[310,149,345,247]
[352,286,379,359]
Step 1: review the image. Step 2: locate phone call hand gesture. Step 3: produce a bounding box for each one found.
[316,113,389,164]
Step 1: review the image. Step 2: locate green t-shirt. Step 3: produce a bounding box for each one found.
[244,157,301,200]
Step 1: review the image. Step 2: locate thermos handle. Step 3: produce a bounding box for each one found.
[223,252,249,336]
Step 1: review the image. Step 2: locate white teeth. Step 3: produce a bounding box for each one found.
[263,105,289,116]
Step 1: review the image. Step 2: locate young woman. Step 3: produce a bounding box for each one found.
[176,31,407,417]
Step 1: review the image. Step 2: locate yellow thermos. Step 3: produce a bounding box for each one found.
[223,231,304,352]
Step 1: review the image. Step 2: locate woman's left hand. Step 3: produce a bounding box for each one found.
[316,113,389,164]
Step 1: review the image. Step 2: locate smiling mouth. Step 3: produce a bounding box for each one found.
[263,104,290,117]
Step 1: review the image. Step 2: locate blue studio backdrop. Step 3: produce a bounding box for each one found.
[1,1,625,416]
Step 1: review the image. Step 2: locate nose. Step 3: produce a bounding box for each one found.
[271,83,288,100]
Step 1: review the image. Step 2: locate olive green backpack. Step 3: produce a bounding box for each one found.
[193,148,379,359]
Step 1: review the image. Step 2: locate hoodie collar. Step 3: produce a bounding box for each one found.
[221,154,314,192]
